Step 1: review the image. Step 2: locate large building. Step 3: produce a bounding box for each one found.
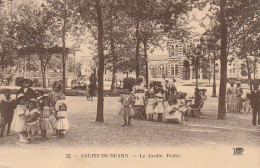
[148,35,259,82]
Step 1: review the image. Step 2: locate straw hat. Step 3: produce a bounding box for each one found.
[19,78,33,87]
[55,100,68,111]
[28,98,38,107]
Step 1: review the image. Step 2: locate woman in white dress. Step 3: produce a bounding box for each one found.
[154,90,165,122]
[165,92,186,123]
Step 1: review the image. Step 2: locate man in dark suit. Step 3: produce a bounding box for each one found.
[249,82,260,126]
[16,79,36,101]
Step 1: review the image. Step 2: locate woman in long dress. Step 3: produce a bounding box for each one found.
[227,82,237,112]
[165,92,186,123]
[48,81,66,134]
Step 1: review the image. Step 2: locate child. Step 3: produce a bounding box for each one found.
[0,89,16,137]
[11,94,27,142]
[55,100,69,138]
[134,89,146,119]
[119,89,135,127]
[25,98,41,143]
[146,91,156,121]
[154,89,165,122]
[39,94,53,140]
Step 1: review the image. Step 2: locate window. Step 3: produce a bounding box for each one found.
[175,65,178,75]
[175,45,178,56]
[171,65,175,75]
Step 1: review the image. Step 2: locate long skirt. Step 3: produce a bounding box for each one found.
[227,94,237,112]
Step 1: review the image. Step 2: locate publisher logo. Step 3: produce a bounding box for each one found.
[233,148,244,156]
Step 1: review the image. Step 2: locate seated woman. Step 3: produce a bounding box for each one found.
[165,92,186,124]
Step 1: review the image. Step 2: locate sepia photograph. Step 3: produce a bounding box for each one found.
[0,0,259,167]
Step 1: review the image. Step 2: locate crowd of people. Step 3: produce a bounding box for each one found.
[118,78,207,127]
[226,81,244,113]
[0,79,69,143]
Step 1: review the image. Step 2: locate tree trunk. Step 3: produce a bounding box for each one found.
[110,37,117,91]
[93,69,97,85]
[218,0,228,120]
[62,0,67,94]
[95,0,104,122]
[245,55,252,92]
[135,20,140,78]
[143,39,149,88]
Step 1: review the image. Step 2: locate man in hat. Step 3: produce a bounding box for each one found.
[249,81,260,126]
[16,79,36,101]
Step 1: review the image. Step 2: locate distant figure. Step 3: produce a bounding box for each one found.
[164,80,171,101]
[236,82,243,112]
[226,82,237,113]
[88,83,96,101]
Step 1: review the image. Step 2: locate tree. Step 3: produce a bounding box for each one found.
[16,2,61,89]
[95,0,105,122]
[186,38,207,88]
[228,0,260,92]
[217,0,228,120]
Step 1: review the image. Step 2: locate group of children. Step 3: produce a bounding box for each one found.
[118,86,206,126]
[0,89,69,144]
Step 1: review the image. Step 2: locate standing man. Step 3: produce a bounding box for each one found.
[249,81,260,126]
[164,80,171,101]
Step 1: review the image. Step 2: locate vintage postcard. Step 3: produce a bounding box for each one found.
[0,0,259,167]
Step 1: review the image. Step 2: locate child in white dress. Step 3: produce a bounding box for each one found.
[146,91,156,121]
[55,100,69,138]
[154,90,165,122]
[25,98,41,143]
[11,94,27,143]
[39,94,54,140]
